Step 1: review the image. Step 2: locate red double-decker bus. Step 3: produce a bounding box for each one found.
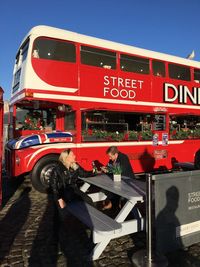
[5,25,200,192]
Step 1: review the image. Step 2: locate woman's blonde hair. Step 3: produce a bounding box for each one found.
[59,149,78,170]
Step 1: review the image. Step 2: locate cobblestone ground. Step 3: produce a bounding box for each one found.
[1,176,200,267]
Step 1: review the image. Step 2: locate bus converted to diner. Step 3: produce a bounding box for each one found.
[5,25,200,192]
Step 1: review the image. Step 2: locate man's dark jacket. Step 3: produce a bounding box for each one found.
[109,151,135,179]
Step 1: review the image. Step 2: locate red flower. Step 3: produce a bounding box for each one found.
[138,133,142,141]
[88,129,93,135]
[172,130,177,136]
[124,132,129,140]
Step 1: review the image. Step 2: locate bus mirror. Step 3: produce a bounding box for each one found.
[65,105,72,112]
[58,105,65,111]
[58,105,72,112]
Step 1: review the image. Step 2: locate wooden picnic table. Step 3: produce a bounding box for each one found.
[77,174,145,260]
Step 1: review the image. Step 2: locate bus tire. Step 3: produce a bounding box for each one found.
[31,154,59,193]
[194,150,200,169]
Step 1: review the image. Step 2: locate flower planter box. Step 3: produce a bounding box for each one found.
[82,135,106,142]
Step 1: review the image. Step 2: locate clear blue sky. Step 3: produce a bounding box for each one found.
[1,0,200,100]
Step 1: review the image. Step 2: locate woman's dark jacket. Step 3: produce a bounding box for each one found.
[50,161,94,203]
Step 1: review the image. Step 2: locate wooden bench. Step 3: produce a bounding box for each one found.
[66,201,122,253]
[67,201,121,235]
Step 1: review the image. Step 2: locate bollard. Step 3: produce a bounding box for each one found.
[131,173,168,267]
[146,173,153,262]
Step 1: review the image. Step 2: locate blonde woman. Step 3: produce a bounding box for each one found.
[50,149,94,218]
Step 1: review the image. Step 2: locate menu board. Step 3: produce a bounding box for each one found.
[153,115,166,131]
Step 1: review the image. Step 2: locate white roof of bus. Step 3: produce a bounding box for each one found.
[22,25,200,68]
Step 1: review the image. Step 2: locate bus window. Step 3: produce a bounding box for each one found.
[46,110,56,131]
[15,108,28,130]
[168,63,191,81]
[170,115,200,140]
[12,69,21,93]
[21,40,29,62]
[15,51,20,67]
[152,60,166,77]
[15,107,56,132]
[82,111,154,142]
[194,69,200,83]
[32,37,76,62]
[120,54,149,74]
[81,46,116,69]
[64,111,75,130]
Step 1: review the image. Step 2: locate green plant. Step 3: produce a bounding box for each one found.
[109,131,124,141]
[141,130,153,140]
[192,129,200,138]
[170,129,191,140]
[128,131,138,140]
[83,129,125,141]
[107,163,122,174]
[93,130,109,139]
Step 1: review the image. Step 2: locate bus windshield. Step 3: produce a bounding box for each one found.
[15,106,56,131]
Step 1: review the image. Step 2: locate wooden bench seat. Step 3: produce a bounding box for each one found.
[66,201,122,238]
[65,176,144,260]
[66,201,123,260]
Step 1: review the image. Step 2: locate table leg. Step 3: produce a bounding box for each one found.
[90,238,111,261]
[88,192,107,202]
[115,200,136,223]
[80,182,91,192]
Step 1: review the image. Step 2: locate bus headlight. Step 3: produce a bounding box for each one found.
[16,156,20,166]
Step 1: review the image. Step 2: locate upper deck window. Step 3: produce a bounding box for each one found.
[120,54,149,74]
[168,63,191,81]
[21,39,29,62]
[152,60,166,77]
[15,52,20,66]
[32,37,76,62]
[194,69,200,83]
[81,46,116,69]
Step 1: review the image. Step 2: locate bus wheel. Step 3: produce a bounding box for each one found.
[194,150,200,169]
[31,154,59,193]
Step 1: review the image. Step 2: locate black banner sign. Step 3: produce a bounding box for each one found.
[153,170,200,254]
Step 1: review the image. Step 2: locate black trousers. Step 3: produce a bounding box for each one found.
[64,185,94,205]
[57,185,94,220]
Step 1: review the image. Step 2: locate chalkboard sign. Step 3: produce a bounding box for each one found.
[153,114,166,131]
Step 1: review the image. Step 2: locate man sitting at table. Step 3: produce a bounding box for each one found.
[105,146,135,179]
[101,146,135,210]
